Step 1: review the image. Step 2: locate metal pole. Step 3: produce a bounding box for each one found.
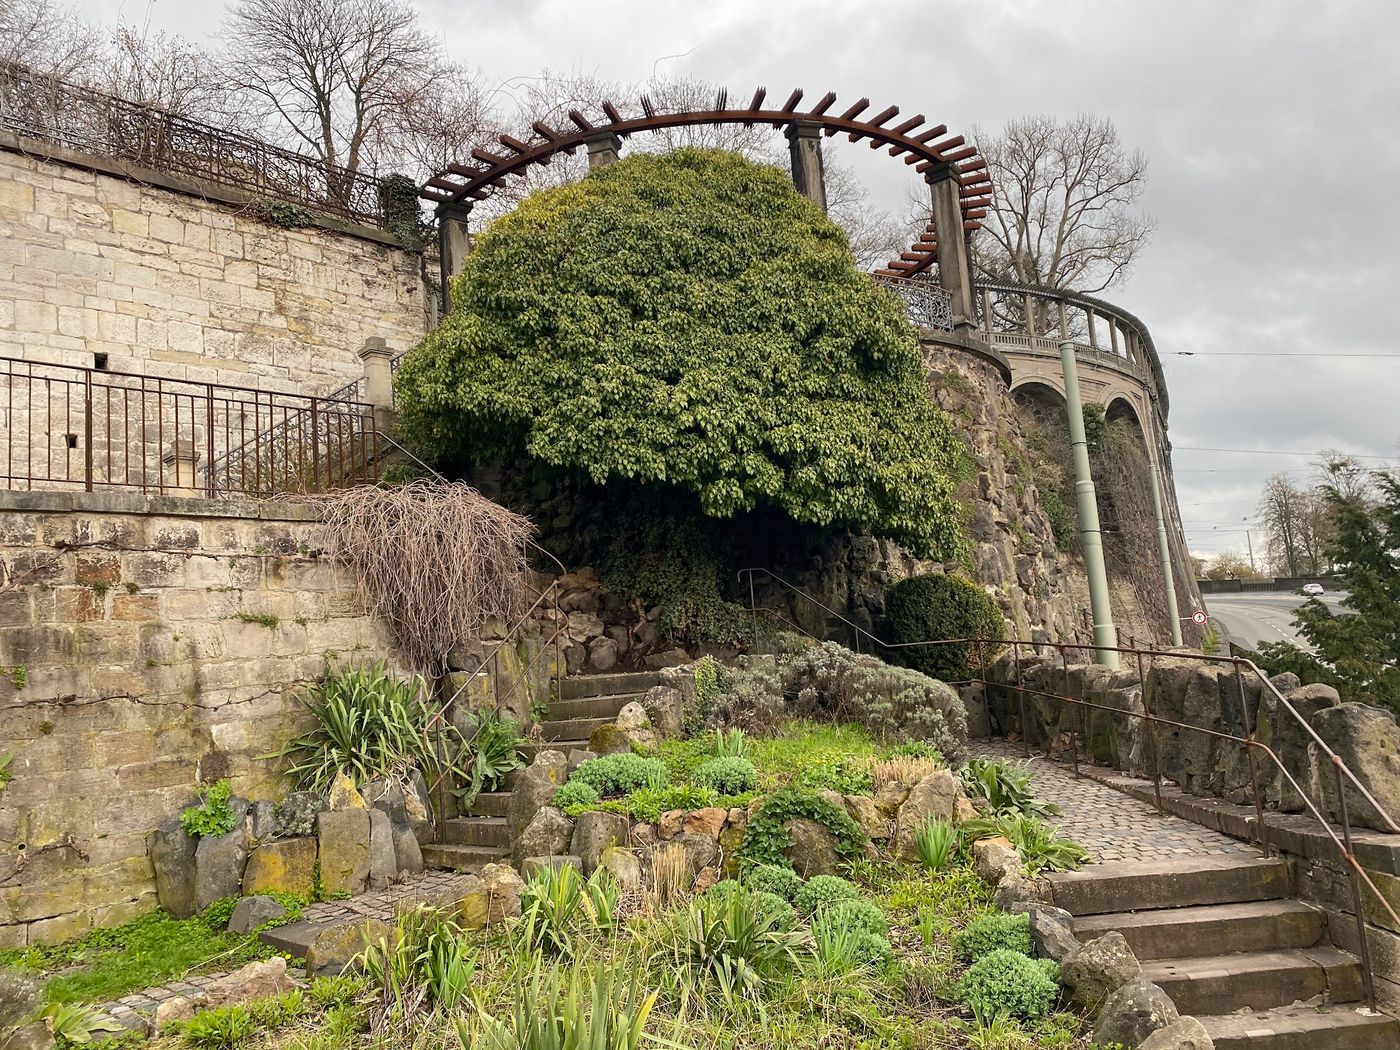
[1335,761,1378,1012]
[1059,339,1118,668]
[1147,443,1184,646]
[1138,650,1164,816]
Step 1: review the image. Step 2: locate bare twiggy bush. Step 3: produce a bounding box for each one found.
[872,756,943,792]
[305,481,533,673]
[648,841,691,908]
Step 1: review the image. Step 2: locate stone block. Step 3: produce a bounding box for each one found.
[193,805,252,912]
[227,895,287,935]
[571,812,630,875]
[317,809,371,896]
[368,808,396,888]
[242,837,316,897]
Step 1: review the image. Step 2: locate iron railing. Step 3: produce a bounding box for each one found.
[873,273,955,331]
[0,356,382,497]
[0,62,391,229]
[738,565,1400,1011]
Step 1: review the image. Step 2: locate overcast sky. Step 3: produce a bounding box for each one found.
[73,0,1400,560]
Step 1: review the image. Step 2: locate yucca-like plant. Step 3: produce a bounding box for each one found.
[714,727,746,758]
[454,706,525,806]
[357,905,476,1014]
[518,865,620,957]
[960,813,1089,874]
[660,886,803,1012]
[914,816,959,872]
[272,662,450,792]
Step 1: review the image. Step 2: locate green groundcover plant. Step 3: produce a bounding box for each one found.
[394,148,965,559]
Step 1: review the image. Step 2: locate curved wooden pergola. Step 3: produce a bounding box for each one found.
[419,87,991,277]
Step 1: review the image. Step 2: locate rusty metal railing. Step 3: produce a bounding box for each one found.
[0,355,381,497]
[738,565,1400,1011]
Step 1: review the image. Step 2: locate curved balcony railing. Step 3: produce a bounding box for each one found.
[975,282,1169,418]
[873,274,954,332]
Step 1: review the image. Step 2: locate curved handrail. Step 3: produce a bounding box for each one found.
[975,280,1169,419]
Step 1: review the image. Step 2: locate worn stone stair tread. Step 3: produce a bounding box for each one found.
[519,739,589,757]
[1141,947,1364,1015]
[467,791,511,817]
[1197,1003,1400,1050]
[258,919,320,956]
[546,693,647,720]
[441,816,510,847]
[420,843,508,872]
[539,716,612,741]
[1073,899,1324,959]
[1046,855,1292,915]
[559,672,661,700]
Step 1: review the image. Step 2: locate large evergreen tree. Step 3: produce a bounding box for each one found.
[394,148,965,559]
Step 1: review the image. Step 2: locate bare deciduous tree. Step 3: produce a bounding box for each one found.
[222,0,450,189]
[1257,473,1335,577]
[1204,551,1258,580]
[0,0,98,78]
[97,22,229,121]
[961,113,1153,293]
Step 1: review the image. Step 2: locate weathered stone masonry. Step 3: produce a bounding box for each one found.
[0,491,398,947]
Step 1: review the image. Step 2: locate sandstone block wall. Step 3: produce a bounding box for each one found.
[0,140,427,396]
[0,491,398,947]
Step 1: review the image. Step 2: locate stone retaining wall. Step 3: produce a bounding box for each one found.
[0,491,399,947]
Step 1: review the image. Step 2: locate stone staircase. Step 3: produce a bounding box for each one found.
[1049,855,1399,1049]
[420,671,661,872]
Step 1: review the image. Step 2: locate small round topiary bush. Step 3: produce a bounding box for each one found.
[883,573,1006,683]
[694,756,758,795]
[957,948,1060,1020]
[746,863,804,902]
[849,929,895,970]
[569,753,669,797]
[952,911,1033,962]
[821,898,889,938]
[794,874,862,916]
[751,890,799,932]
[551,780,602,813]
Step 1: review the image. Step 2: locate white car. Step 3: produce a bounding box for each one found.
[1301,583,1325,597]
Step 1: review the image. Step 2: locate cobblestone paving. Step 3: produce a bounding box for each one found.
[97,869,482,1027]
[968,739,1256,863]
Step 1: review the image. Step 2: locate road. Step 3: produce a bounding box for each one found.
[1203,591,1348,651]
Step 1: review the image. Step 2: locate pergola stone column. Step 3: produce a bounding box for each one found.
[585,131,623,168]
[926,162,975,331]
[785,120,827,211]
[358,336,396,430]
[436,201,473,313]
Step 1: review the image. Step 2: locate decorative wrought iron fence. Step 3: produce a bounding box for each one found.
[0,62,390,230]
[873,273,954,331]
[0,356,382,497]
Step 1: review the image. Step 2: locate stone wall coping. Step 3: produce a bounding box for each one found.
[0,132,419,253]
[0,488,323,522]
[918,329,1013,387]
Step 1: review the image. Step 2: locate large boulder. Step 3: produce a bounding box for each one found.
[327,772,367,811]
[514,807,574,867]
[843,795,888,840]
[972,836,1021,886]
[614,702,659,751]
[507,755,568,838]
[201,957,297,1008]
[460,864,524,927]
[642,686,684,739]
[1093,979,1178,1047]
[783,818,839,877]
[892,771,962,862]
[0,971,51,1050]
[1012,902,1079,962]
[671,831,719,878]
[588,723,633,755]
[303,918,391,978]
[393,826,424,876]
[571,812,630,875]
[226,895,287,935]
[1259,683,1339,811]
[682,808,728,841]
[316,809,372,895]
[1062,931,1141,1011]
[193,798,252,912]
[587,636,619,673]
[1309,703,1400,832]
[600,847,642,889]
[149,814,198,918]
[1140,1016,1215,1050]
[273,791,326,838]
[242,837,316,897]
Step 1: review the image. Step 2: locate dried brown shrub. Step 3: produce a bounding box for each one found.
[305,481,533,672]
[872,756,943,792]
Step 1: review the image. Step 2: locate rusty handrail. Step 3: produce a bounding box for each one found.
[741,565,1400,1010]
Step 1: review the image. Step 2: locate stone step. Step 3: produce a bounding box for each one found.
[1199,1003,1400,1050]
[421,843,507,873]
[1046,855,1292,916]
[1073,900,1325,961]
[1142,947,1364,1016]
[539,716,612,742]
[467,791,511,818]
[560,672,661,700]
[519,739,589,760]
[441,816,509,848]
[546,693,646,720]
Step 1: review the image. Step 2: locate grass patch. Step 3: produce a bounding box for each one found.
[0,911,273,1005]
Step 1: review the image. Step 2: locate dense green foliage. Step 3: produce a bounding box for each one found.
[952,912,1033,962]
[394,148,965,558]
[957,949,1060,1020]
[179,779,237,838]
[551,780,602,811]
[745,863,803,902]
[883,574,1006,683]
[960,813,1089,875]
[1245,473,1400,715]
[693,756,758,795]
[738,788,869,870]
[794,875,862,916]
[568,753,669,797]
[958,758,1060,818]
[454,707,526,805]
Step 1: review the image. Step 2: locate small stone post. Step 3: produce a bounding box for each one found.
[436,202,473,313]
[927,162,976,330]
[785,121,828,211]
[358,337,395,430]
[585,132,622,169]
[161,442,202,497]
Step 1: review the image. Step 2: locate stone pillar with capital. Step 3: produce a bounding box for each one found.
[585,132,623,169]
[926,162,976,331]
[436,202,473,314]
[358,337,396,431]
[785,121,827,212]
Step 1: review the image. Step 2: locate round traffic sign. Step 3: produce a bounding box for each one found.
[1191,610,1209,626]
